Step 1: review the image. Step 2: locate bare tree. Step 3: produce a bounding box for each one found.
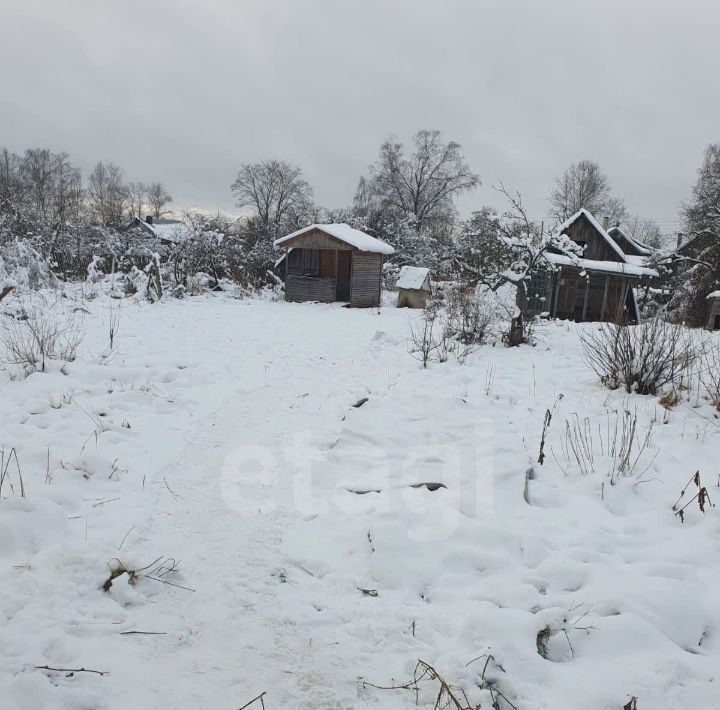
[0,148,23,209]
[52,153,83,224]
[550,159,626,224]
[360,129,479,236]
[87,161,127,226]
[623,215,664,249]
[127,182,148,220]
[20,148,58,223]
[146,181,172,219]
[231,160,313,238]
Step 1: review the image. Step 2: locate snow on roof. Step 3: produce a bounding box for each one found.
[396,266,430,290]
[274,224,395,255]
[557,209,627,262]
[544,252,658,278]
[624,254,653,268]
[707,290,720,300]
[138,218,193,244]
[607,226,653,256]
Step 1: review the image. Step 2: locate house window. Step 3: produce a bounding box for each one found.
[300,249,319,275]
[288,248,319,276]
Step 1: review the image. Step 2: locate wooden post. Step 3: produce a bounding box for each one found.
[600,275,610,321]
[619,280,630,323]
[334,249,338,301]
[581,274,590,321]
[551,271,562,318]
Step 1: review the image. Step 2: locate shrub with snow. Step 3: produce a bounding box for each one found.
[0,240,57,292]
[579,318,698,395]
[1,306,84,374]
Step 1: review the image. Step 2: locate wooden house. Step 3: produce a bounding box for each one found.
[273,224,394,307]
[528,209,658,323]
[396,266,431,308]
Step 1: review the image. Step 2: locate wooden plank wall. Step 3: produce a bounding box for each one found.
[350,251,383,307]
[284,229,346,250]
[564,215,622,261]
[318,249,335,278]
[285,274,336,303]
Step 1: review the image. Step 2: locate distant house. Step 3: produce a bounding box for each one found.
[396,266,431,308]
[273,224,394,307]
[132,216,192,246]
[528,209,657,323]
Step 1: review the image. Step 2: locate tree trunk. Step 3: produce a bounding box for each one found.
[507,286,528,347]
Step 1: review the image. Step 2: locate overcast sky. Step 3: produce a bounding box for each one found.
[1,0,718,231]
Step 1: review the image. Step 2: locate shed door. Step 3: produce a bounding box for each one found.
[336,251,351,301]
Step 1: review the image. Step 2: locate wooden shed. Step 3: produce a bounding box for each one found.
[528,209,658,323]
[274,224,394,307]
[707,291,720,330]
[396,266,431,308]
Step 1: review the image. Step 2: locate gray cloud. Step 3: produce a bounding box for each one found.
[1,0,718,230]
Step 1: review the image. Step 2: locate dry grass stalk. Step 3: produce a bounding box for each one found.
[0,447,25,498]
[236,692,266,710]
[672,470,714,523]
[364,657,516,709]
[552,409,656,485]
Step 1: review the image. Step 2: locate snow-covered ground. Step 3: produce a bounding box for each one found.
[1,289,720,709]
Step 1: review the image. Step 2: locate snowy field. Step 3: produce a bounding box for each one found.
[2,288,720,710]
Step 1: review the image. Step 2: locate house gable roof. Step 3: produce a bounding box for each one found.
[607,226,653,257]
[557,208,627,262]
[274,224,395,255]
[133,217,192,244]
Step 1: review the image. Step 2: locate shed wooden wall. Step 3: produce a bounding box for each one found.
[284,229,347,250]
[551,269,632,322]
[350,251,383,307]
[285,275,336,303]
[707,299,720,330]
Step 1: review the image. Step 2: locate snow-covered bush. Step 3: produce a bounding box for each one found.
[444,284,500,349]
[579,319,698,395]
[1,307,84,374]
[408,301,450,368]
[0,240,57,291]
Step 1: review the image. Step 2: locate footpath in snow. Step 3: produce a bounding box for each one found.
[2,291,720,709]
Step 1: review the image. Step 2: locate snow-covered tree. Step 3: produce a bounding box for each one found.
[665,143,720,325]
[465,185,580,346]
